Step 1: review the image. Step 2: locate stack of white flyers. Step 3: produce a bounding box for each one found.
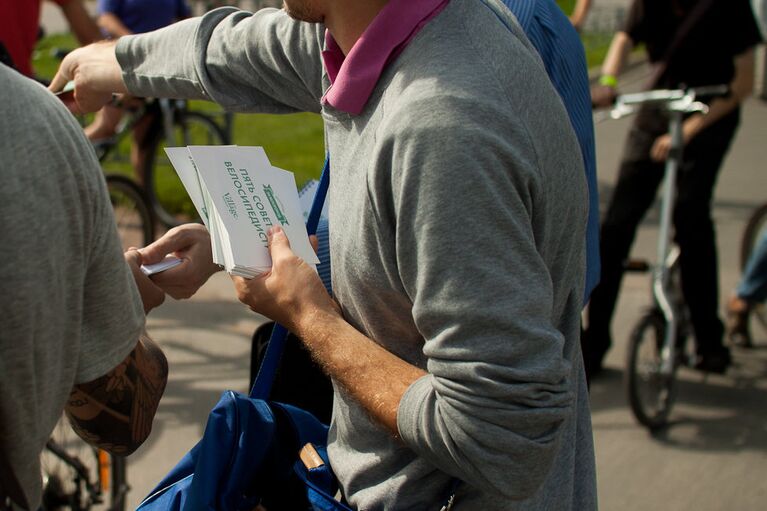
[164,145,320,278]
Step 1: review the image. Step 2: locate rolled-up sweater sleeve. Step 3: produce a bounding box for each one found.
[116,7,325,113]
[390,96,580,500]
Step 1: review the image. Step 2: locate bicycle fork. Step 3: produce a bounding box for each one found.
[653,110,684,376]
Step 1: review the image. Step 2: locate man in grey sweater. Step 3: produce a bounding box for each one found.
[52,0,597,508]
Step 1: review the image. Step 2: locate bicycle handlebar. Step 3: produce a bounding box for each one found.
[597,85,730,122]
[616,85,730,106]
[687,84,730,100]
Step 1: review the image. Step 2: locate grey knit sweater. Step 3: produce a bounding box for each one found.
[118,1,597,508]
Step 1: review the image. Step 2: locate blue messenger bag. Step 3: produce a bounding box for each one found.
[136,159,354,511]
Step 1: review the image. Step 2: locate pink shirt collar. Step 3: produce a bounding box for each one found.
[321,0,449,115]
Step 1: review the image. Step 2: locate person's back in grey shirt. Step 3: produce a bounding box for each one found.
[0,64,159,510]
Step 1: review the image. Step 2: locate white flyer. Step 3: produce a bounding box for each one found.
[186,145,320,276]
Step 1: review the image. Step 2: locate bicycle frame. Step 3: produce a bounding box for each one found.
[96,98,182,163]
[607,89,714,375]
[655,107,685,375]
[44,440,104,507]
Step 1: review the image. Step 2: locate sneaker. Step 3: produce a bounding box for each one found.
[726,296,753,348]
[693,349,731,374]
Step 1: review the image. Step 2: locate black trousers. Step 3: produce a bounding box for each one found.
[585,107,740,367]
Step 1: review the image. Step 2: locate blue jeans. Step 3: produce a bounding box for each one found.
[737,229,767,304]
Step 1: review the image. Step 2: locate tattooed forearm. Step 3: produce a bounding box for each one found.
[65,332,168,455]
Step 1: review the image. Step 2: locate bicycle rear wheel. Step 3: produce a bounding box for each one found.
[41,415,127,511]
[740,203,767,332]
[143,111,228,227]
[625,310,678,431]
[106,175,154,250]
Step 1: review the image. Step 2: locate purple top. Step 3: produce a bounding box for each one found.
[321,0,449,115]
[97,0,191,35]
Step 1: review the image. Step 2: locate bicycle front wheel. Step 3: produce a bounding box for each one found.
[106,175,154,250]
[41,415,127,511]
[143,111,228,227]
[625,310,678,431]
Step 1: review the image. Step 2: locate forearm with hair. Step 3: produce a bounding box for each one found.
[65,332,168,455]
[296,310,426,437]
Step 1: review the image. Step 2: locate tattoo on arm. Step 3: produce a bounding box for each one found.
[65,332,168,455]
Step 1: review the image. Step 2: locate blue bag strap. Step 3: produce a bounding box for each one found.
[250,156,330,400]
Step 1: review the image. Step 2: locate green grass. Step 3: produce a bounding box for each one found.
[32,33,77,79]
[581,33,613,69]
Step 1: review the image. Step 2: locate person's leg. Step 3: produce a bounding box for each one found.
[728,230,767,346]
[674,111,739,371]
[84,104,123,141]
[131,113,154,186]
[737,230,767,303]
[584,123,664,377]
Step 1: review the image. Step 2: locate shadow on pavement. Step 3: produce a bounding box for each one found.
[589,343,767,454]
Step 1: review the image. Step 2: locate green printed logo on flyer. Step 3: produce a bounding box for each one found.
[263,184,289,226]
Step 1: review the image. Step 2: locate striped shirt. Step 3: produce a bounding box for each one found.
[504,0,600,304]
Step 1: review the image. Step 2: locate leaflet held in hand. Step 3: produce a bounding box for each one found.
[164,145,320,278]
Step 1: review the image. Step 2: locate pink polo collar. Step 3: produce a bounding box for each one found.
[321,0,449,115]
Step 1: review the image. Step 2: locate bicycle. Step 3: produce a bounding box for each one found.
[40,415,127,511]
[106,174,154,251]
[55,87,155,252]
[598,85,731,431]
[95,96,229,228]
[738,200,767,334]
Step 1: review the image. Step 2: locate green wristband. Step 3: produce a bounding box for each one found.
[599,74,618,88]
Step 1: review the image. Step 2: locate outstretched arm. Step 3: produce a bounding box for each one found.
[49,40,126,113]
[50,8,324,115]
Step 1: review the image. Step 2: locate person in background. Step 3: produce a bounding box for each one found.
[0,63,168,511]
[586,0,762,378]
[567,0,593,31]
[726,230,767,347]
[51,0,597,507]
[85,0,191,142]
[0,0,100,79]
